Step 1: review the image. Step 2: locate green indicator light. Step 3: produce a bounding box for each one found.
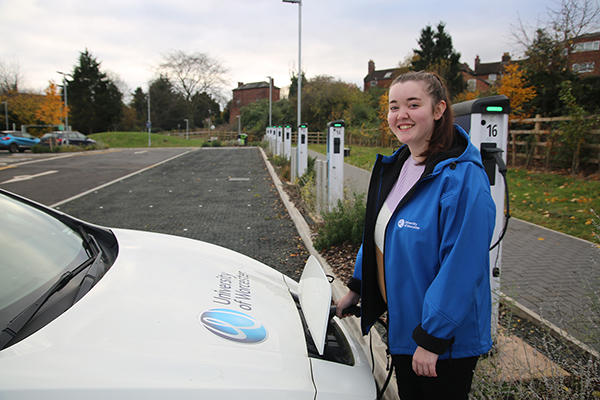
[334,123,342,127]
[486,106,503,112]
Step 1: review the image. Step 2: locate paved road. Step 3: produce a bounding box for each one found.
[0,148,192,206]
[309,150,600,354]
[1,148,309,281]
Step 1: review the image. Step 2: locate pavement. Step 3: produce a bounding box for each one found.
[309,149,600,357]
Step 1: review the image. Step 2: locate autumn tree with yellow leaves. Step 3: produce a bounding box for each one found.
[497,63,536,119]
[35,81,65,126]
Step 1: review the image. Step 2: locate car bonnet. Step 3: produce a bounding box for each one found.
[0,228,315,397]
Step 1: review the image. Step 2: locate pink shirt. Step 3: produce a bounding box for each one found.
[374,156,425,301]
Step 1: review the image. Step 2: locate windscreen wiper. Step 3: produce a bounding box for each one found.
[0,229,101,350]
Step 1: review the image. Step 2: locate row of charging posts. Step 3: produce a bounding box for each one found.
[453,95,510,339]
[265,121,345,212]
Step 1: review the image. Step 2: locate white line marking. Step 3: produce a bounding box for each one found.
[51,150,195,208]
[1,170,58,184]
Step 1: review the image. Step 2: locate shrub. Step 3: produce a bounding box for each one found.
[314,192,365,250]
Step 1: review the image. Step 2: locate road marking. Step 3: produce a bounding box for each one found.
[134,150,147,154]
[51,149,196,208]
[1,170,58,184]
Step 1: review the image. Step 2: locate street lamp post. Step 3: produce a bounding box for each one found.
[267,76,273,127]
[147,87,151,147]
[1,101,7,130]
[282,0,302,129]
[56,71,70,130]
[184,118,189,140]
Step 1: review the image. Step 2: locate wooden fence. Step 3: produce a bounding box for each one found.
[508,114,600,170]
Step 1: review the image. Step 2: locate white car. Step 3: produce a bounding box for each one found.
[0,189,376,399]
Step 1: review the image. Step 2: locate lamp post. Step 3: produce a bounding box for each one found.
[282,0,302,129]
[147,87,151,147]
[267,76,273,127]
[184,118,189,140]
[56,71,71,130]
[1,101,7,130]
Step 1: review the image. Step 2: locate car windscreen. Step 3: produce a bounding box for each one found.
[0,195,88,322]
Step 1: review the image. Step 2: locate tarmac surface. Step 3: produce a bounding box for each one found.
[54,148,310,281]
[309,149,600,355]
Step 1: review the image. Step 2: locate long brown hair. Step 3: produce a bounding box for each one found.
[390,71,455,159]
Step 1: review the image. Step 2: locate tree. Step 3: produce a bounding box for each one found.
[522,29,575,115]
[411,22,465,97]
[191,92,220,128]
[130,87,147,130]
[0,60,22,94]
[558,80,599,173]
[288,71,307,100]
[512,0,600,53]
[0,92,43,131]
[158,50,228,104]
[301,75,373,130]
[148,75,187,131]
[496,63,537,119]
[67,49,123,133]
[35,81,65,125]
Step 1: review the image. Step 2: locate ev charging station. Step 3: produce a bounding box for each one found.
[275,126,283,157]
[326,120,345,211]
[283,124,292,160]
[297,123,308,177]
[453,95,510,338]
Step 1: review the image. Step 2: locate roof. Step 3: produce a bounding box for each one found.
[233,81,279,91]
[364,67,402,82]
[475,61,504,76]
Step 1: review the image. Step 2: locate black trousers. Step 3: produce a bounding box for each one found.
[391,354,479,400]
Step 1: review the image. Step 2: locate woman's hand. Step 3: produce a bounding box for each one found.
[412,346,439,377]
[335,290,360,318]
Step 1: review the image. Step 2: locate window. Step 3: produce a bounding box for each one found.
[488,74,497,83]
[572,62,595,74]
[467,79,476,92]
[384,72,392,79]
[572,40,600,53]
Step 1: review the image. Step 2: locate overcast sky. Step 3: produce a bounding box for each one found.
[1,0,552,102]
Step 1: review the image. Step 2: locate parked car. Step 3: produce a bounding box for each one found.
[0,131,40,153]
[0,189,376,399]
[40,131,96,147]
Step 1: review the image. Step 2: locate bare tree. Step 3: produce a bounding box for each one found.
[0,60,23,94]
[157,50,228,104]
[548,0,600,45]
[512,0,600,54]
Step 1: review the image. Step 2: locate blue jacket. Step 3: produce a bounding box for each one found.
[349,125,495,359]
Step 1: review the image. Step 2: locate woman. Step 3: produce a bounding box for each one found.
[336,71,495,399]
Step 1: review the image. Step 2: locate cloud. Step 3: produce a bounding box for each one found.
[1,0,549,100]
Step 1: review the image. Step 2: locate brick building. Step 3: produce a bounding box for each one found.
[229,81,280,125]
[462,52,514,93]
[364,31,600,96]
[569,31,600,76]
[363,60,404,91]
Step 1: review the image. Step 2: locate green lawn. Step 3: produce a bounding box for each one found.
[89,131,208,148]
[309,144,600,243]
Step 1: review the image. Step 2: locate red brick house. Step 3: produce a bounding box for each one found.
[229,81,280,125]
[363,60,404,91]
[569,31,600,76]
